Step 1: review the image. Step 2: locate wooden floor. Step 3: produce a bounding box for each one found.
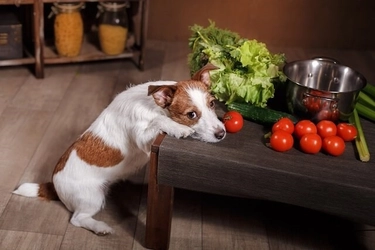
[0,41,375,250]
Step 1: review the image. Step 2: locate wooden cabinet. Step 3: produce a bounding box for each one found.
[0,0,148,78]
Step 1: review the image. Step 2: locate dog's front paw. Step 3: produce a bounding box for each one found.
[167,124,194,139]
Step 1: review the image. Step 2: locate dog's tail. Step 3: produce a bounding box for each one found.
[13,182,59,201]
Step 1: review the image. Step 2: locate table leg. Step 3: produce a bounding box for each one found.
[145,134,174,250]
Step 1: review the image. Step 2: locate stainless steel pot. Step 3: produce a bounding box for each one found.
[284,58,367,122]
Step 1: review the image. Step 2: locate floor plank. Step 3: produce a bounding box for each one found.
[263,201,368,250]
[0,66,30,115]
[8,64,79,112]
[0,108,54,214]
[0,230,63,250]
[0,196,70,236]
[201,194,269,250]
[169,190,203,250]
[132,183,149,250]
[158,41,191,81]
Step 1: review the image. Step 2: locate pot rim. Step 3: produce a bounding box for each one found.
[283,59,367,94]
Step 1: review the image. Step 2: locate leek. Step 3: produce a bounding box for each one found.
[356,84,375,121]
[356,102,375,122]
[362,84,375,98]
[349,109,370,162]
[358,91,375,110]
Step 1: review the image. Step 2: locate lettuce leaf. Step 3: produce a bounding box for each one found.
[188,21,286,107]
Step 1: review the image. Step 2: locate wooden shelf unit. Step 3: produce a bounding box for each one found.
[0,0,149,78]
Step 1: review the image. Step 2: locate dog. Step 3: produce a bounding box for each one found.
[13,63,226,235]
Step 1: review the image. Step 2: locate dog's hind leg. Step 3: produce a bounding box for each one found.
[70,210,114,236]
[64,188,114,235]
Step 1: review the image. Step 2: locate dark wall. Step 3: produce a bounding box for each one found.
[147,0,375,49]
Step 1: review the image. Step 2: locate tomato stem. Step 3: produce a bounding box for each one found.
[264,132,272,139]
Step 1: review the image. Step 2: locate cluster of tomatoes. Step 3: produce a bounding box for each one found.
[269,118,358,156]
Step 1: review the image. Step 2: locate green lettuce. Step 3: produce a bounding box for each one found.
[188,21,286,107]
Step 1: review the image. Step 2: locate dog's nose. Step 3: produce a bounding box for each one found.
[215,128,226,140]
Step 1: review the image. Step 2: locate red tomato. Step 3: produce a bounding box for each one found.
[322,136,346,156]
[272,117,295,134]
[270,130,294,152]
[337,123,358,141]
[316,108,332,121]
[316,120,337,138]
[223,111,244,133]
[294,120,317,139]
[331,109,340,121]
[299,133,322,154]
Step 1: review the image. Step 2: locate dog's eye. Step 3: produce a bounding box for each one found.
[209,100,215,109]
[187,111,197,119]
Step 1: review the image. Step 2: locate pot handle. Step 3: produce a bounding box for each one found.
[311,56,340,64]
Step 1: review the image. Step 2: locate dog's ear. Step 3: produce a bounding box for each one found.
[148,85,178,108]
[191,63,219,87]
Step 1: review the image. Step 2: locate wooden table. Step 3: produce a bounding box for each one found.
[145,110,375,250]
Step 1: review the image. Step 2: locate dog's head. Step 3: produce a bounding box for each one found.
[148,63,226,143]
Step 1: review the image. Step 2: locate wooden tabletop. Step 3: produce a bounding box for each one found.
[153,103,375,226]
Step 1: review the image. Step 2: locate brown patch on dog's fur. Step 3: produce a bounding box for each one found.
[53,144,74,175]
[53,132,124,174]
[191,63,219,86]
[168,80,211,126]
[148,85,177,108]
[38,182,59,201]
[75,132,124,167]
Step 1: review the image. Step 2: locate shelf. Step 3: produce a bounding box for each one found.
[44,50,138,65]
[43,34,140,66]
[0,57,35,66]
[0,0,33,4]
[0,0,148,78]
[42,0,142,3]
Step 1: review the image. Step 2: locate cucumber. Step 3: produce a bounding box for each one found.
[227,102,299,125]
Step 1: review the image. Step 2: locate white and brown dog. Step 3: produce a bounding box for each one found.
[13,63,226,235]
